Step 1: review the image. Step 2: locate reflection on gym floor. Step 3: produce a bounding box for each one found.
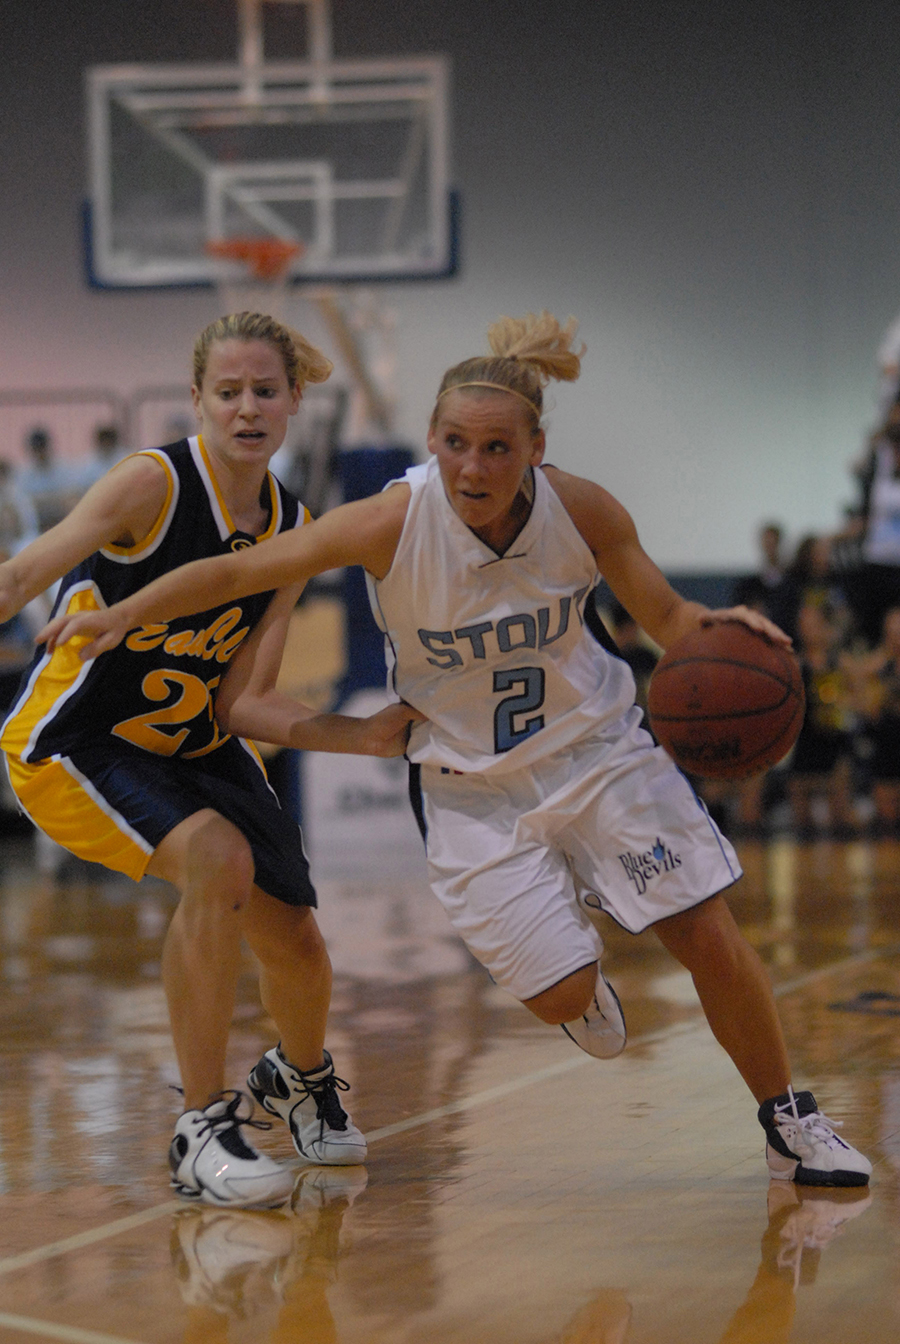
[0,829,897,1343]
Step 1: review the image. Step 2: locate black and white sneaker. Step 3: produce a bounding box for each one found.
[759,1086,872,1187]
[169,1091,295,1208]
[248,1047,367,1166]
[561,963,627,1059]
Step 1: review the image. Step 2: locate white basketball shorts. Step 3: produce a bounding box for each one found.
[419,709,742,1002]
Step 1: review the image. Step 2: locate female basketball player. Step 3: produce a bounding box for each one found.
[42,313,871,1187]
[0,311,421,1208]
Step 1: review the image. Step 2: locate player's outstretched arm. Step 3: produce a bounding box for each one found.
[214,581,425,756]
[39,485,410,660]
[280,701,425,756]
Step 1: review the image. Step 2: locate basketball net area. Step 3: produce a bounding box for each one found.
[84,0,455,450]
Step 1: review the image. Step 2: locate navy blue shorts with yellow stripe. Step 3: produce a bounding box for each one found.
[7,735,316,908]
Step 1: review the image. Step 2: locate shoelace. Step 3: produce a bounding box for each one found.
[200,1090,274,1134]
[290,1066,351,1136]
[173,1086,274,1143]
[199,1091,278,1163]
[773,1099,845,1149]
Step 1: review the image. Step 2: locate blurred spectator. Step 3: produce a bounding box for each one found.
[787,603,858,836]
[18,427,80,531]
[0,459,38,555]
[845,411,900,647]
[697,770,771,839]
[72,423,130,493]
[769,533,854,646]
[848,605,900,833]
[732,521,787,618]
[876,311,900,421]
[0,458,54,654]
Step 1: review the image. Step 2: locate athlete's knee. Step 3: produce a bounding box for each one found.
[246,897,325,966]
[172,813,255,907]
[523,962,597,1024]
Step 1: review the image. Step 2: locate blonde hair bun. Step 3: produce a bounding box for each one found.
[432,311,584,429]
[487,311,584,385]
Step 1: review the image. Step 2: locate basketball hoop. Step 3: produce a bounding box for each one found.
[205,236,304,282]
[206,236,305,321]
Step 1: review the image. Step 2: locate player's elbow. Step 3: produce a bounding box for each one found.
[215,690,265,740]
[213,689,240,736]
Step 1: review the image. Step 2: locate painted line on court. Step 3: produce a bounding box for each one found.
[0,1201,182,1276]
[0,938,891,1336]
[0,1314,144,1344]
[0,1025,701,1286]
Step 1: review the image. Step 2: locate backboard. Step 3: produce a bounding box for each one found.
[84,1,455,289]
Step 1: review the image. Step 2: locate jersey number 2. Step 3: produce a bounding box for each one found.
[112,669,225,758]
[493,667,545,753]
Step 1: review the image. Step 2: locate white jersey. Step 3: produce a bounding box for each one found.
[864,441,900,565]
[367,458,636,774]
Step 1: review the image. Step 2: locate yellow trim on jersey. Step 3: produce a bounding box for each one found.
[1,584,103,764]
[241,737,270,776]
[257,474,280,541]
[197,435,280,541]
[7,754,152,881]
[101,451,177,558]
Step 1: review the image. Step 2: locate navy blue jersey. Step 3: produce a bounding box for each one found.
[2,437,304,765]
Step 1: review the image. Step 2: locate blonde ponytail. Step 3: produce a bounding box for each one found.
[433,311,584,429]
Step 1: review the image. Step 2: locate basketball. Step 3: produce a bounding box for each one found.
[646,621,805,780]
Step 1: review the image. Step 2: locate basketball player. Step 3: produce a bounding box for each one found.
[42,313,872,1188]
[0,312,421,1208]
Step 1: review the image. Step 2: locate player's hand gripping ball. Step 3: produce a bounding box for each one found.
[647,621,805,780]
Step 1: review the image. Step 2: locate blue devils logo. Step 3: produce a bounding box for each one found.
[618,837,682,895]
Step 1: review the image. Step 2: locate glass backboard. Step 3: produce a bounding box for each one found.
[85,48,455,289]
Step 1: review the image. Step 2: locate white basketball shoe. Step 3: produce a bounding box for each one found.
[248,1047,368,1165]
[758,1086,872,1187]
[169,1091,295,1208]
[561,961,627,1059]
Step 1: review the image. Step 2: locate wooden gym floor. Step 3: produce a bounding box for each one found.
[0,824,897,1344]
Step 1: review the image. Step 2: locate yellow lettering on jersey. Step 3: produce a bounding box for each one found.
[215,630,250,664]
[125,608,250,666]
[163,630,196,656]
[181,675,230,757]
[185,608,246,661]
[125,625,169,653]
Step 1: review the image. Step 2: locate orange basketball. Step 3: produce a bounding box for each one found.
[647,621,805,780]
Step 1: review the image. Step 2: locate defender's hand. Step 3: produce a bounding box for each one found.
[38,607,133,660]
[358,702,427,757]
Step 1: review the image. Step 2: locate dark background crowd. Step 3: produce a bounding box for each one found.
[605,384,900,840]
